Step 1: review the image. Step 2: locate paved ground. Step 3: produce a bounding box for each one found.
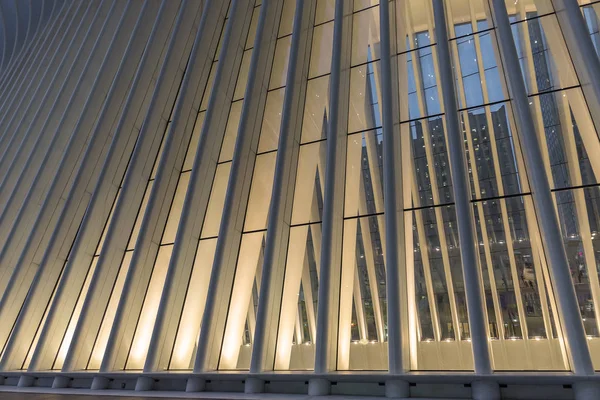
[0,394,177,399]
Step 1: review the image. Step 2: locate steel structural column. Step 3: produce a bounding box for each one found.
[0,1,91,181]
[310,0,352,395]
[60,0,201,376]
[28,0,191,375]
[124,0,252,387]
[432,1,498,398]
[193,0,285,376]
[379,0,409,396]
[97,0,222,377]
[0,1,77,170]
[139,0,231,378]
[0,0,61,127]
[0,0,150,336]
[246,0,315,382]
[144,0,254,384]
[0,0,134,265]
[0,0,165,375]
[0,1,63,140]
[490,0,596,381]
[0,0,115,248]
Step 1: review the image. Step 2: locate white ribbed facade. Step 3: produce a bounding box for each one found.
[1,0,600,399]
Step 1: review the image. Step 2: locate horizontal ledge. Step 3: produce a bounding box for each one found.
[2,370,600,385]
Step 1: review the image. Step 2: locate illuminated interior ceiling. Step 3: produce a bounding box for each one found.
[0,0,599,399]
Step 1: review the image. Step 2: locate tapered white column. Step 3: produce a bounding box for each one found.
[193,0,285,374]
[0,0,58,125]
[59,0,202,374]
[310,0,352,394]
[0,0,171,373]
[0,1,82,176]
[246,0,315,381]
[0,1,65,142]
[0,0,52,99]
[0,0,113,243]
[491,0,594,377]
[379,0,407,379]
[432,0,492,376]
[138,0,255,378]
[27,0,187,373]
[98,0,225,375]
[0,0,150,343]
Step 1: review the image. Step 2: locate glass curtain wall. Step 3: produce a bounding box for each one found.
[216,0,296,370]
[337,0,388,371]
[504,0,600,370]
[271,0,333,371]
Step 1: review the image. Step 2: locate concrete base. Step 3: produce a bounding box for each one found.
[186,376,206,392]
[574,381,600,400]
[244,377,264,393]
[308,378,330,396]
[91,376,110,390]
[52,375,70,389]
[471,380,500,400]
[135,376,154,391]
[17,375,35,387]
[385,379,409,398]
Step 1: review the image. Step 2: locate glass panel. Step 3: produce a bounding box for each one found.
[351,5,380,66]
[505,0,554,22]
[529,88,600,190]
[402,118,454,209]
[451,30,507,109]
[354,0,378,12]
[53,257,99,370]
[219,101,243,163]
[461,102,524,199]
[246,6,261,50]
[201,163,231,238]
[200,61,218,111]
[279,0,297,37]
[259,88,284,153]
[345,130,383,218]
[183,112,205,171]
[406,205,473,371]
[348,61,381,133]
[511,14,578,95]
[234,50,253,100]
[302,75,330,143]
[270,36,291,90]
[291,141,326,225]
[244,152,277,232]
[555,188,600,337]
[163,171,190,244]
[170,239,217,369]
[395,0,436,53]
[274,224,320,370]
[339,215,387,370]
[126,245,172,369]
[446,0,491,38]
[582,4,600,56]
[397,47,443,122]
[316,0,335,25]
[88,251,133,369]
[309,21,334,78]
[128,181,154,250]
[218,232,265,370]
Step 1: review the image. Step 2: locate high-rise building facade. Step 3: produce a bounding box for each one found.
[0,0,599,398]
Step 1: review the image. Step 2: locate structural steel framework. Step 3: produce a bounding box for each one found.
[0,0,599,399]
